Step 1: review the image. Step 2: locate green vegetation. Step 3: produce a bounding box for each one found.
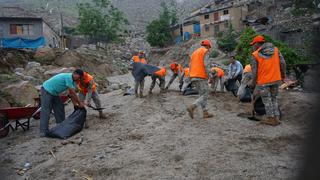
[77,0,128,44]
[146,1,178,47]
[235,28,309,69]
[210,50,219,58]
[217,26,238,53]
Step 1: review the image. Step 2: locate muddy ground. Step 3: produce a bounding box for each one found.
[0,73,317,180]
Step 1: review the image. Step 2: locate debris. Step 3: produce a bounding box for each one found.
[280,80,298,90]
[50,150,56,159]
[61,136,84,146]
[16,162,32,176]
[72,169,93,180]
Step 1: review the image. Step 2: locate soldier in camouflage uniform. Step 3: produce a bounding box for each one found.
[250,35,286,126]
[187,40,214,119]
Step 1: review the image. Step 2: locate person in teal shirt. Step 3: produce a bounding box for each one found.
[40,69,85,137]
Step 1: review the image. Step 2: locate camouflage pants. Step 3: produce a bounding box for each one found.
[166,74,178,89]
[150,76,165,93]
[135,79,145,96]
[192,79,209,111]
[256,84,280,118]
[78,91,102,109]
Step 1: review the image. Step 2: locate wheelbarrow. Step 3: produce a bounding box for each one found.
[0,106,39,138]
[0,95,70,138]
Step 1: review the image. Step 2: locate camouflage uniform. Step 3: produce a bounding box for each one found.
[180,72,191,92]
[251,42,286,118]
[210,75,225,93]
[149,76,165,93]
[191,53,211,110]
[134,79,145,97]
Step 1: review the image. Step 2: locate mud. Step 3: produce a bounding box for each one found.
[0,73,317,180]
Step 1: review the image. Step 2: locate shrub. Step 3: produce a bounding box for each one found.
[210,50,219,58]
[217,25,238,53]
[235,27,309,70]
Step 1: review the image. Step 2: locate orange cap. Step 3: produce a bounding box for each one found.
[170,63,177,70]
[201,39,212,48]
[250,35,265,45]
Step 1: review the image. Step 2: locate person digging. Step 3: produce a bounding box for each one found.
[76,71,107,120]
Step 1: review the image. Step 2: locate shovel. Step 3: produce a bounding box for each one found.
[87,105,106,111]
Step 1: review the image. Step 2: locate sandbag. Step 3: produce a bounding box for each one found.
[225,79,238,92]
[239,86,252,103]
[47,108,87,139]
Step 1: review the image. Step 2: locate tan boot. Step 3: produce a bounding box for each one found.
[203,110,214,119]
[99,111,107,119]
[260,117,280,126]
[187,105,196,119]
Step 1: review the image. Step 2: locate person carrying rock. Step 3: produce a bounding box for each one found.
[149,67,167,94]
[250,35,286,126]
[210,66,225,93]
[40,69,85,137]
[76,71,106,119]
[131,63,161,98]
[165,62,183,90]
[187,40,214,119]
[227,53,243,97]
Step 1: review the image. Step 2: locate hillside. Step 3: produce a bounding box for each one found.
[0,0,213,33]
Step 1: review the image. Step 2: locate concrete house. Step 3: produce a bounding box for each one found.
[0,7,60,49]
[172,0,249,41]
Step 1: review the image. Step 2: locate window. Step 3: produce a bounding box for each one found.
[223,10,229,15]
[10,24,34,35]
[205,25,210,32]
[214,12,219,21]
[214,24,220,32]
[204,14,209,19]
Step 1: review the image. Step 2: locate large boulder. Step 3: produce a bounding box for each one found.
[3,81,38,106]
[34,47,56,64]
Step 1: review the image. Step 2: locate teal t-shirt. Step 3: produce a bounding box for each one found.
[43,73,76,96]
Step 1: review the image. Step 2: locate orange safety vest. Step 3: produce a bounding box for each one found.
[133,55,147,64]
[170,63,183,75]
[252,47,281,85]
[189,47,208,79]
[211,67,225,77]
[154,67,167,78]
[243,64,252,73]
[77,72,97,95]
[184,68,190,77]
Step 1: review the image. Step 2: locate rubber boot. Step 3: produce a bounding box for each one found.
[99,111,107,119]
[260,117,280,126]
[187,104,196,119]
[203,110,214,119]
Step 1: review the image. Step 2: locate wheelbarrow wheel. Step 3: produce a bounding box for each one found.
[0,114,9,138]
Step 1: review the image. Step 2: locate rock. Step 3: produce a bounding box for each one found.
[0,97,10,108]
[110,83,120,90]
[26,62,41,70]
[120,83,129,90]
[14,68,24,73]
[3,81,38,106]
[34,47,56,64]
[44,67,75,77]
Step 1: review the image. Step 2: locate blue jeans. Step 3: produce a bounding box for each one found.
[40,87,65,134]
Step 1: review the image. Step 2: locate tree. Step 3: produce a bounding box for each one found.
[217,25,238,52]
[77,0,128,44]
[146,1,178,47]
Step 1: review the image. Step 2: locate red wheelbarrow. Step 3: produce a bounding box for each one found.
[0,107,39,138]
[0,95,70,138]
